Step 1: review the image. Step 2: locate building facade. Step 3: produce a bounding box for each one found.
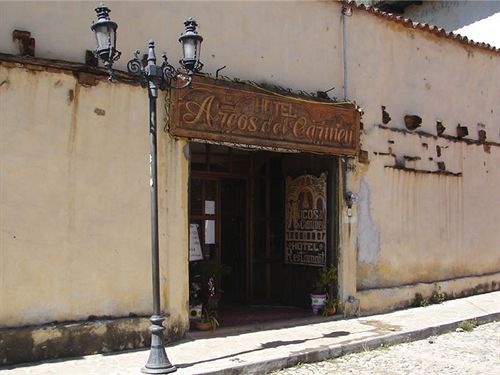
[1,0,499,365]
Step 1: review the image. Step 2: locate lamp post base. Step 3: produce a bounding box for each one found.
[141,315,177,374]
[141,366,177,375]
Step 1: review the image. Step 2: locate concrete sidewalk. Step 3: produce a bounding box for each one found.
[2,291,499,375]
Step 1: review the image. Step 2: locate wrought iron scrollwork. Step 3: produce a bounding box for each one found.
[127,50,143,76]
[104,46,121,68]
[160,54,193,90]
[193,60,204,73]
[105,40,199,91]
[161,54,176,80]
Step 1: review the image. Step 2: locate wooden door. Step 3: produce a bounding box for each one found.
[189,144,251,304]
[189,177,219,262]
[251,153,285,303]
[220,179,247,303]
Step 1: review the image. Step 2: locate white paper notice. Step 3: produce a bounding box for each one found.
[205,200,215,215]
[189,224,203,261]
[205,220,215,244]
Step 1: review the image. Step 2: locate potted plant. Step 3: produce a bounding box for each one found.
[323,296,338,316]
[188,280,203,322]
[196,260,231,303]
[194,305,219,331]
[310,266,337,315]
[188,259,230,325]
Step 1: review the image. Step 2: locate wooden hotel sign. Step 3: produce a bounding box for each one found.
[170,79,360,155]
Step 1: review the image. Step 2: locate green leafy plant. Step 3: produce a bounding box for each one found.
[325,296,338,309]
[200,260,231,286]
[458,320,477,332]
[190,259,231,306]
[293,362,304,369]
[200,307,219,330]
[412,293,429,307]
[189,281,202,305]
[430,286,445,304]
[313,266,337,294]
[322,296,339,317]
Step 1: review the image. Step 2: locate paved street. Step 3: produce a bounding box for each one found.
[273,321,500,375]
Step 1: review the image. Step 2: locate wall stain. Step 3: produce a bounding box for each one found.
[66,82,81,232]
[67,84,80,155]
[94,107,106,116]
[358,320,401,333]
[0,316,187,365]
[378,124,500,147]
[76,72,98,86]
[385,165,461,177]
[357,178,380,265]
[67,89,74,104]
[436,121,446,136]
[382,106,391,124]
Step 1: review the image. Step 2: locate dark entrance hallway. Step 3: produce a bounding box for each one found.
[188,143,339,326]
[220,179,247,304]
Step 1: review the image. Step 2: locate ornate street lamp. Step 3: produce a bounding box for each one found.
[90,4,120,68]
[91,3,203,374]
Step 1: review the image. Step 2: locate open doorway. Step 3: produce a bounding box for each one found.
[220,178,247,303]
[188,143,339,327]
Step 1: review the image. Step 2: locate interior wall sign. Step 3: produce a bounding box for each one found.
[285,173,327,267]
[170,78,359,155]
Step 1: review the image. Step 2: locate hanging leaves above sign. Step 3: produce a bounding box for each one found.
[170,78,359,155]
[285,173,327,267]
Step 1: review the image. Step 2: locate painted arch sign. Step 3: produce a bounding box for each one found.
[285,173,328,267]
[170,78,360,155]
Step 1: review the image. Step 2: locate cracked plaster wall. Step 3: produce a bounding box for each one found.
[347,10,500,292]
[0,1,499,323]
[0,65,189,331]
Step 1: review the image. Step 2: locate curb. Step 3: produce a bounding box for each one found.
[197,312,500,375]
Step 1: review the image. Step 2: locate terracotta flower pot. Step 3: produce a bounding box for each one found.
[194,321,213,331]
[325,306,336,316]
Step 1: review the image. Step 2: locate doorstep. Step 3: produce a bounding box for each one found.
[188,311,344,340]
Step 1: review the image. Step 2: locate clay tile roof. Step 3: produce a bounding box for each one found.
[339,0,500,53]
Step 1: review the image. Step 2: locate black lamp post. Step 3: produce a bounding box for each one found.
[91,3,203,374]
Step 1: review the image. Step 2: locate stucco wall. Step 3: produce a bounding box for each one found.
[0,0,348,332]
[344,7,500,308]
[0,63,189,330]
[0,0,499,328]
[0,1,345,99]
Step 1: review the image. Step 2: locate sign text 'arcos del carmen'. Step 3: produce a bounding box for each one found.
[170,78,360,155]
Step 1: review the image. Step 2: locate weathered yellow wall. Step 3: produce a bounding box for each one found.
[341,8,500,310]
[0,1,345,100]
[0,1,499,323]
[0,64,189,329]
[0,0,345,331]
[158,106,190,334]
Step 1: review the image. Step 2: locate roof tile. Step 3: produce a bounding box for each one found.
[339,0,499,53]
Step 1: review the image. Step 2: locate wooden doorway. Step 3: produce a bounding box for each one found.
[220,178,247,303]
[188,143,339,308]
[189,144,251,305]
